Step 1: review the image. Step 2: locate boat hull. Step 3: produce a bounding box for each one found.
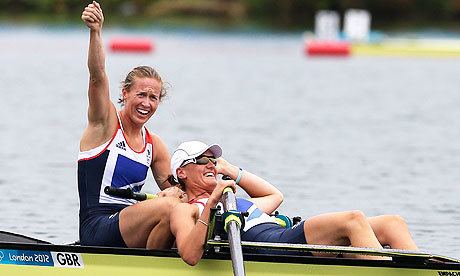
[1,242,460,276]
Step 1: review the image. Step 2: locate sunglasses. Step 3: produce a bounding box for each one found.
[181,156,217,167]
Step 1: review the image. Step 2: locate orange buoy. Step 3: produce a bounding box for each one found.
[305,40,351,56]
[109,38,154,53]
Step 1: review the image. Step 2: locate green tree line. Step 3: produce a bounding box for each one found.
[1,0,460,29]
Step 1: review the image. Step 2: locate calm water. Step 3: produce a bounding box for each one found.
[0,26,459,259]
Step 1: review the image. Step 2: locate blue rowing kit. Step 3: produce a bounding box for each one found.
[78,114,153,247]
[192,197,307,244]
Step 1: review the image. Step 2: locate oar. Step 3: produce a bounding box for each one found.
[104,186,157,201]
[221,181,246,276]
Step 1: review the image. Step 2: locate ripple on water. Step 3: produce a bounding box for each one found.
[434,204,458,214]
[9,198,22,203]
[418,228,436,234]
[24,212,39,217]
[46,234,58,240]
[436,209,457,214]
[357,184,374,190]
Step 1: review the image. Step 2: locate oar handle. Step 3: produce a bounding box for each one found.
[104,186,157,201]
[223,187,234,194]
[222,175,237,194]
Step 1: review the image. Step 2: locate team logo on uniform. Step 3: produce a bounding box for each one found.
[115,141,126,151]
[147,149,152,164]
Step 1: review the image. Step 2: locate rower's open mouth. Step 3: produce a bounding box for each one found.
[137,108,150,116]
[204,172,215,178]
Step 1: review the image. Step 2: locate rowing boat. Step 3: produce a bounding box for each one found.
[1,228,460,276]
[3,188,460,275]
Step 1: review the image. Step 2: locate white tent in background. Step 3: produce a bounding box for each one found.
[314,10,340,41]
[343,9,371,42]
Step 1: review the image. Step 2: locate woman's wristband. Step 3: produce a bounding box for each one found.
[235,168,243,185]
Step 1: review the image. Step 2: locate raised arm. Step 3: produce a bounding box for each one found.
[216,158,283,215]
[81,1,112,126]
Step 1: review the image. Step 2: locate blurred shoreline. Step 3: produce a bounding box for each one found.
[1,0,460,33]
[1,16,460,38]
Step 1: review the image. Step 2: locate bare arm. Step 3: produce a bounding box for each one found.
[170,204,209,266]
[216,158,283,214]
[171,180,235,266]
[81,1,113,127]
[150,134,172,190]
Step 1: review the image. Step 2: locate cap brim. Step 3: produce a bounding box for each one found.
[207,144,222,158]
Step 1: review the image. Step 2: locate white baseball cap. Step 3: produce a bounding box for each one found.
[171,141,222,181]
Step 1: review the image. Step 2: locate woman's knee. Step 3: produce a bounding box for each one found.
[152,197,181,218]
[131,197,180,224]
[383,215,408,229]
[346,210,367,221]
[343,210,369,233]
[157,196,181,208]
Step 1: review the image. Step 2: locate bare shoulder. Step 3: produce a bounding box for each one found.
[80,103,118,151]
[150,133,167,148]
[171,203,198,234]
[150,134,170,161]
[173,202,197,217]
[172,203,201,224]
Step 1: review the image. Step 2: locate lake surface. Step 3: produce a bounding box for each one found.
[0,26,459,259]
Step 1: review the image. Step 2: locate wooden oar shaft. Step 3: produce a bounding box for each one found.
[222,187,246,276]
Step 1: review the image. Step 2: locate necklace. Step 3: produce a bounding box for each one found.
[187,192,207,204]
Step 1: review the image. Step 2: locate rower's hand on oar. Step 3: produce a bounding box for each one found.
[157,186,187,202]
[209,178,236,205]
[81,1,104,30]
